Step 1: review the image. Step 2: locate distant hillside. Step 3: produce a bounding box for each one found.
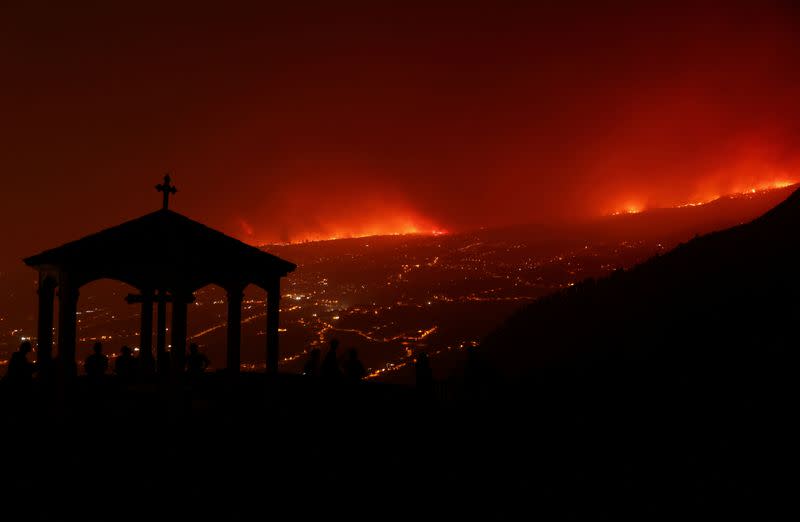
[582,183,800,244]
[438,183,800,248]
[481,185,800,378]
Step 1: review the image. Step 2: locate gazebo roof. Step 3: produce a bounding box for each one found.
[24,209,296,292]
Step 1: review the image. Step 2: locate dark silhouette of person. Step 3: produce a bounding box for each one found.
[186,343,210,377]
[302,348,321,377]
[138,350,156,379]
[3,340,37,417]
[84,342,108,382]
[463,345,484,400]
[321,338,342,380]
[343,348,366,383]
[114,345,137,384]
[414,351,434,400]
[157,350,172,375]
[5,340,36,389]
[463,345,477,375]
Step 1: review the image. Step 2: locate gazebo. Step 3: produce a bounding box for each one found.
[23,176,296,378]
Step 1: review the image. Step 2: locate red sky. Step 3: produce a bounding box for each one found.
[2,1,800,268]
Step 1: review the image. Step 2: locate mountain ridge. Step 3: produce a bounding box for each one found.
[481,185,800,377]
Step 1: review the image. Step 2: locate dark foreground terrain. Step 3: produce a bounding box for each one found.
[0,361,791,521]
[4,189,799,521]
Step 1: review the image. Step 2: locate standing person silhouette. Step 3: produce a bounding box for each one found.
[302,348,321,377]
[343,348,366,383]
[84,342,108,382]
[321,338,342,381]
[137,349,156,379]
[5,340,36,389]
[4,340,37,417]
[414,351,434,401]
[114,345,137,385]
[463,345,486,402]
[186,343,210,377]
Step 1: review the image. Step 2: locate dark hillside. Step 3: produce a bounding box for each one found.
[482,187,800,377]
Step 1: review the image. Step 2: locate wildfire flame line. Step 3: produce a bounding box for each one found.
[608,180,796,217]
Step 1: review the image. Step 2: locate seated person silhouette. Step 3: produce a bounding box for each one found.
[114,345,137,384]
[302,348,321,377]
[320,338,342,380]
[5,340,36,388]
[343,348,366,383]
[84,342,108,381]
[186,343,210,376]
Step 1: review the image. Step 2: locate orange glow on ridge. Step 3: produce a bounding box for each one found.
[283,223,449,244]
[237,208,448,245]
[610,204,643,216]
[607,178,797,217]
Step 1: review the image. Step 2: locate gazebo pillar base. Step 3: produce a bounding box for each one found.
[57,276,79,379]
[170,294,190,374]
[226,287,243,375]
[139,295,154,375]
[156,292,168,375]
[266,278,280,374]
[36,273,56,377]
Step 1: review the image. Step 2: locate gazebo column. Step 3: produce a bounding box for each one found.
[170,293,191,373]
[127,290,163,375]
[156,290,168,374]
[57,278,79,378]
[139,294,154,363]
[226,286,244,375]
[266,278,281,374]
[36,273,56,373]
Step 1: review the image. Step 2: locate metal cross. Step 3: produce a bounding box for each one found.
[155,174,177,210]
